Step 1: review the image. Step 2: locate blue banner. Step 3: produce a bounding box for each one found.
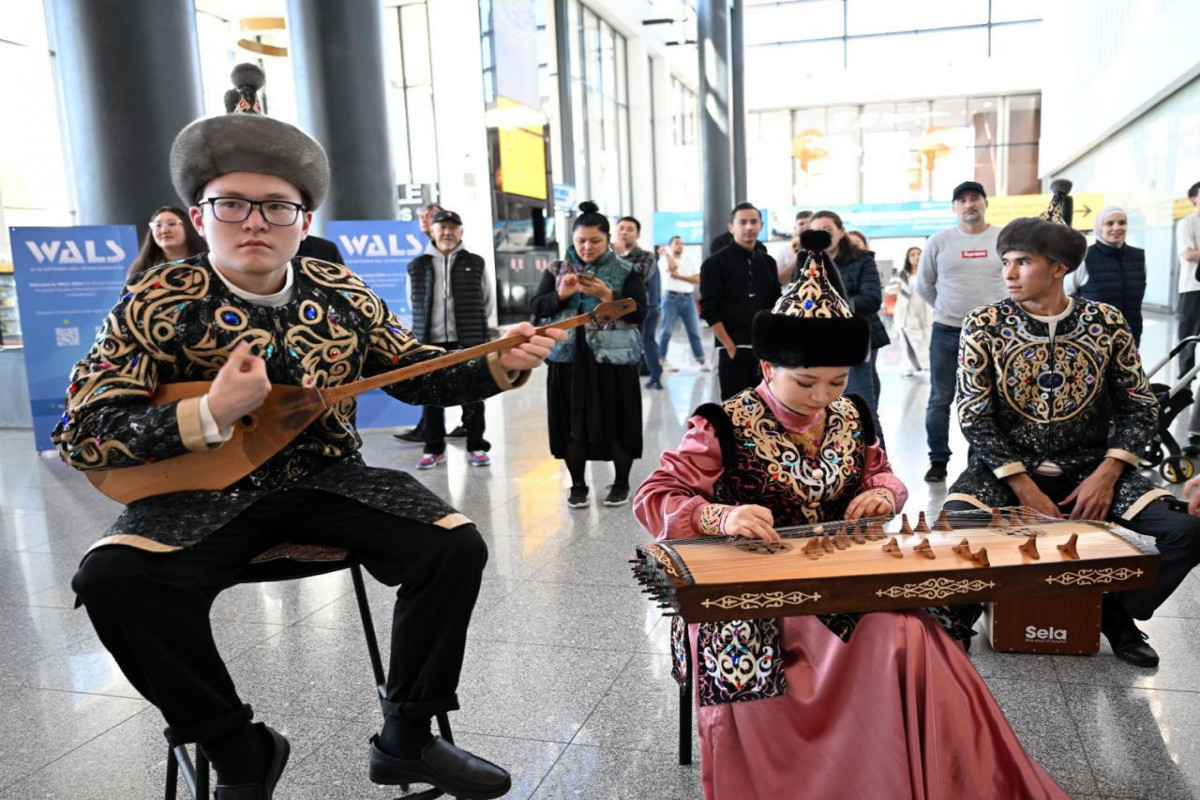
[10,225,138,450]
[326,220,424,430]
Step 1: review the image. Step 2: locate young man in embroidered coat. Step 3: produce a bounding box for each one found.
[55,65,562,800]
[944,182,1200,668]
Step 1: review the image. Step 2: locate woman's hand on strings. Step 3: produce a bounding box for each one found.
[845,488,894,519]
[724,504,778,542]
[207,341,271,430]
[498,322,566,372]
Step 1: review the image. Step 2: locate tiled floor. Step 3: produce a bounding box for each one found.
[1,311,1198,799]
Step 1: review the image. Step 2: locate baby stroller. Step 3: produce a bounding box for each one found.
[1140,335,1200,483]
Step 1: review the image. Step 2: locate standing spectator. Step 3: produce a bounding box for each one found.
[127,206,206,279]
[657,236,707,370]
[886,246,932,374]
[916,181,1006,483]
[407,210,495,469]
[615,216,663,390]
[1065,206,1146,344]
[531,201,647,508]
[700,203,782,399]
[395,202,448,444]
[774,209,813,284]
[847,230,870,251]
[1177,182,1200,455]
[809,211,888,436]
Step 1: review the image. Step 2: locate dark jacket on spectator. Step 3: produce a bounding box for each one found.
[699,243,781,345]
[833,247,890,349]
[1076,241,1145,344]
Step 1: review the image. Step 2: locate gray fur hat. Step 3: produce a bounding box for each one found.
[169,64,329,209]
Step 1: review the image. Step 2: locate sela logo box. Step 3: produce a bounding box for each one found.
[985,595,1101,654]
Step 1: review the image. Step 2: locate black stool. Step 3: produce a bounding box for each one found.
[163,544,454,799]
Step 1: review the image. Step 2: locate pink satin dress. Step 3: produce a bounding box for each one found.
[633,383,1070,800]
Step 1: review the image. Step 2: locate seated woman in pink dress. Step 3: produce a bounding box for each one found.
[633,230,1069,800]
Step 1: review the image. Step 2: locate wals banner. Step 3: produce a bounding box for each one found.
[10,225,138,450]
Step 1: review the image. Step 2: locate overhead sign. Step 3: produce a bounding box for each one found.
[9,225,138,450]
[326,219,424,431]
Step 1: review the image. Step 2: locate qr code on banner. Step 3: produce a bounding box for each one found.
[55,327,80,347]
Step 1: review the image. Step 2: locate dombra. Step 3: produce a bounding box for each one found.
[85,299,636,504]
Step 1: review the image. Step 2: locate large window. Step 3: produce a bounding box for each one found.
[765,93,1041,208]
[383,1,439,186]
[658,74,700,211]
[567,2,631,215]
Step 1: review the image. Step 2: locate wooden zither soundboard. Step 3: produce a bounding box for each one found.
[632,507,1159,623]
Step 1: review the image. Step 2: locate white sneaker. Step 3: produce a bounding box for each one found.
[697,359,711,372]
[660,358,679,372]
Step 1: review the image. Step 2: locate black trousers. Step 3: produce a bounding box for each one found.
[946,484,1200,621]
[72,490,486,745]
[718,347,760,400]
[423,341,489,454]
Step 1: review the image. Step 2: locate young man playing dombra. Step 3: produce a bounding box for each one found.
[56,65,563,799]
[944,188,1200,669]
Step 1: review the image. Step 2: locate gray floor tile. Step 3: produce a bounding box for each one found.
[572,651,698,756]
[451,639,631,742]
[471,580,661,650]
[530,744,702,800]
[0,705,347,800]
[967,624,1062,682]
[1052,615,1200,692]
[284,719,564,800]
[0,684,146,792]
[209,569,353,626]
[1147,571,1200,619]
[1064,683,1200,799]
[0,603,98,673]
[528,534,652,587]
[985,677,1099,797]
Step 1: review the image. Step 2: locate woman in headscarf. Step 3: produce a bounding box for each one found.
[1066,206,1146,344]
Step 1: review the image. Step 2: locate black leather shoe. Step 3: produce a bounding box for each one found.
[1106,624,1160,667]
[369,735,511,800]
[924,461,948,482]
[393,427,426,444]
[447,425,468,438]
[214,724,290,799]
[1185,435,1200,458]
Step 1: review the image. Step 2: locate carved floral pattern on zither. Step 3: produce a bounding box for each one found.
[875,577,996,601]
[700,590,823,611]
[1045,567,1144,587]
[644,544,681,579]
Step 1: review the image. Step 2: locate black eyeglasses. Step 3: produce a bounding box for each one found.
[200,197,306,226]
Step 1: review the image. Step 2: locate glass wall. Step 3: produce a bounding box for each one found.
[747,93,1041,214]
[744,0,1042,74]
[567,1,631,215]
[659,75,700,211]
[383,1,439,187]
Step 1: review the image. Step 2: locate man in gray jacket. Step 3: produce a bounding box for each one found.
[407,210,495,468]
[916,181,1006,483]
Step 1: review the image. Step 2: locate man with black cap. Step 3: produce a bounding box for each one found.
[407,208,495,468]
[699,202,781,399]
[915,181,1006,483]
[942,182,1200,668]
[56,64,562,799]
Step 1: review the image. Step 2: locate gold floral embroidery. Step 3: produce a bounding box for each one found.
[698,503,732,536]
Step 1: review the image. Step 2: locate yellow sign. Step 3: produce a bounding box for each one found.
[986,192,1105,232]
[494,97,547,201]
[1174,198,1195,221]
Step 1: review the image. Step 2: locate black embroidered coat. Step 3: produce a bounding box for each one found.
[52,255,525,551]
[948,297,1167,519]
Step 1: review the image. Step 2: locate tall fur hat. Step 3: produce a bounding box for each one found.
[996,179,1087,272]
[169,63,330,209]
[752,229,870,368]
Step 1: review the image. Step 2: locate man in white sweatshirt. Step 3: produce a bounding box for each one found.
[916,181,1007,483]
[1176,182,1200,455]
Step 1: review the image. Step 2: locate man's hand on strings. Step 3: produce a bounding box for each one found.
[498,322,566,372]
[1183,475,1200,517]
[724,504,778,542]
[845,488,895,519]
[207,341,271,430]
[1059,458,1122,520]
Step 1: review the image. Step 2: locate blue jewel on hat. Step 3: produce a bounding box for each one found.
[221,311,240,325]
[304,306,318,320]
